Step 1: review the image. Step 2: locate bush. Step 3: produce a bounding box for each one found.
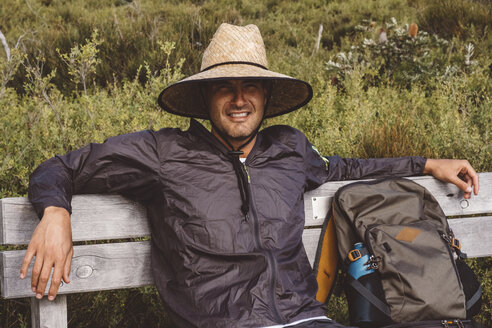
[0,0,490,327]
[325,18,486,88]
[413,0,492,41]
[0,0,422,95]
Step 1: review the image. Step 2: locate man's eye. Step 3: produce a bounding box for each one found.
[244,83,260,90]
[216,84,232,91]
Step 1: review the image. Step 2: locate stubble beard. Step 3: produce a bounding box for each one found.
[215,120,259,144]
[211,104,263,146]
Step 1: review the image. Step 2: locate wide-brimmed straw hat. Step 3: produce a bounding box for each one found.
[158,23,313,119]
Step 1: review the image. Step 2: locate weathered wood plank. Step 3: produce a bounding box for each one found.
[0,195,149,244]
[1,241,153,299]
[1,174,490,244]
[449,216,492,258]
[304,173,491,227]
[2,215,489,299]
[1,232,320,299]
[31,295,67,328]
[302,228,321,266]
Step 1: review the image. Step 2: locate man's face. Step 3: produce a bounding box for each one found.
[206,79,267,146]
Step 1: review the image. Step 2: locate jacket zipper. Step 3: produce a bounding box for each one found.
[242,163,285,324]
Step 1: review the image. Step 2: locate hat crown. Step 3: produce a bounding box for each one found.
[200,23,268,71]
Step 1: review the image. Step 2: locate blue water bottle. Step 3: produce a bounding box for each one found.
[346,243,391,327]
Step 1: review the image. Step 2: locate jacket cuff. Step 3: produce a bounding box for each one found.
[30,195,72,220]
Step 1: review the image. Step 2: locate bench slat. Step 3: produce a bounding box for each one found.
[448,216,492,258]
[2,216,490,299]
[0,229,320,299]
[1,173,490,245]
[304,173,492,227]
[0,195,149,245]
[1,241,153,299]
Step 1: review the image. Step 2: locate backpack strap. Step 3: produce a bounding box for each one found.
[348,277,391,317]
[466,285,482,311]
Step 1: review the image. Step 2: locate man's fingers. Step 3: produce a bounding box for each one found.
[449,175,470,194]
[35,261,54,299]
[460,163,479,196]
[48,262,64,300]
[469,169,480,195]
[63,248,73,283]
[463,175,473,199]
[20,249,35,279]
[31,255,44,292]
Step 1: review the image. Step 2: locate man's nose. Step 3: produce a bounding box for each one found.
[232,88,246,108]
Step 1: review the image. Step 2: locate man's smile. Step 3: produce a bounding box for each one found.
[229,112,249,118]
[227,110,251,121]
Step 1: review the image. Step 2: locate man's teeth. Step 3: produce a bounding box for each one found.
[230,112,248,117]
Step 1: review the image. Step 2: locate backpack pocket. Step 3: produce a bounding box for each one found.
[365,220,467,323]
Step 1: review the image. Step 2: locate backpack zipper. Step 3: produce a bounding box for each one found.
[439,231,463,289]
[364,224,383,270]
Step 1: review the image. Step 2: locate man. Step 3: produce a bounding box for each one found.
[21,24,478,328]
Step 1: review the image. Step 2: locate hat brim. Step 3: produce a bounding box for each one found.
[158,64,313,119]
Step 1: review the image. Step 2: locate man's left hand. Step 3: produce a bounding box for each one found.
[423,159,479,199]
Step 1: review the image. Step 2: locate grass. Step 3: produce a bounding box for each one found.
[0,0,490,326]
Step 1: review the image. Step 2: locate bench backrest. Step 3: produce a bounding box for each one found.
[1,173,491,300]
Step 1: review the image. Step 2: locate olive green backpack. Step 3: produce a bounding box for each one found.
[315,178,482,328]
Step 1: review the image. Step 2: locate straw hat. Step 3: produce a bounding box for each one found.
[158,23,313,119]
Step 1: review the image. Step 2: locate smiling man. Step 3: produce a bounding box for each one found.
[23,24,478,328]
[206,79,267,153]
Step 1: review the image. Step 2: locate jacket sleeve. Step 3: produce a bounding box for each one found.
[28,130,160,219]
[325,155,427,181]
[304,139,427,190]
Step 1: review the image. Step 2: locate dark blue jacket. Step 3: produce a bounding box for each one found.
[28,119,426,327]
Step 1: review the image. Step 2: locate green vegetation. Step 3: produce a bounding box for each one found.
[1,0,490,326]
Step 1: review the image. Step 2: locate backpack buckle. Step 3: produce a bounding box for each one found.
[348,249,362,262]
[451,238,461,250]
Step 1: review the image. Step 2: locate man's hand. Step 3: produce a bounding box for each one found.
[423,159,479,199]
[20,206,73,301]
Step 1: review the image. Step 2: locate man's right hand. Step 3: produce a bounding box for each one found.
[19,206,73,301]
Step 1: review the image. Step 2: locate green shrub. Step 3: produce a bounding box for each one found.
[414,0,492,41]
[325,18,486,88]
[0,0,491,327]
[0,0,422,94]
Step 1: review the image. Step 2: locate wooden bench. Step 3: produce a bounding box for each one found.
[1,173,491,327]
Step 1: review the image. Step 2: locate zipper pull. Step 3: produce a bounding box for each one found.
[454,319,464,328]
[441,233,468,259]
[242,163,251,183]
[368,255,382,270]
